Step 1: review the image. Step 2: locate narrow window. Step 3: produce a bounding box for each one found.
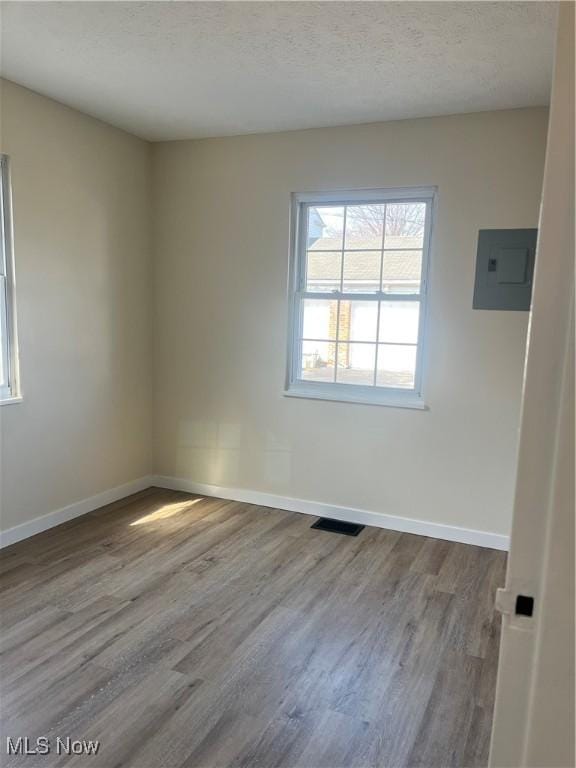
[286,188,435,408]
[0,155,20,403]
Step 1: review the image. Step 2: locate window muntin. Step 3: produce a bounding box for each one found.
[287,188,434,407]
[0,154,20,403]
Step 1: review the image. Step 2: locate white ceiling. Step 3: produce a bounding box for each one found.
[0,1,557,142]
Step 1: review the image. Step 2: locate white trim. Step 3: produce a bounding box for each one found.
[283,384,427,410]
[294,187,436,204]
[151,475,510,551]
[286,187,436,408]
[0,393,23,406]
[0,473,510,552]
[0,154,21,401]
[0,476,153,549]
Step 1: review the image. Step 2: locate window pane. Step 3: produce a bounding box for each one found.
[302,298,337,340]
[345,204,385,250]
[378,302,420,344]
[381,250,422,293]
[339,300,378,342]
[306,251,341,292]
[336,343,376,386]
[376,344,417,389]
[300,340,335,382]
[292,194,431,401]
[342,251,381,293]
[385,202,426,249]
[307,205,344,250]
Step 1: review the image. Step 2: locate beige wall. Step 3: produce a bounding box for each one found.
[0,86,548,540]
[152,108,548,537]
[0,80,153,531]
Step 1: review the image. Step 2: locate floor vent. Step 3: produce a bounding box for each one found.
[311,517,365,537]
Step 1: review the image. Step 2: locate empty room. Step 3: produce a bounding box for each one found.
[0,2,573,767]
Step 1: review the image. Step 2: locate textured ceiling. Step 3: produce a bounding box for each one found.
[0,1,557,141]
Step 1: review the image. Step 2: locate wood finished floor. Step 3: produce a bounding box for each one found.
[0,488,506,768]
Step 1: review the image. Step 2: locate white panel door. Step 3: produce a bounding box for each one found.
[489,5,574,767]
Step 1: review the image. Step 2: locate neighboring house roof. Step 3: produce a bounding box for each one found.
[309,235,423,250]
[307,209,326,244]
[308,235,422,284]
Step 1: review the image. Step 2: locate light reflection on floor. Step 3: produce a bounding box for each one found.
[129,497,204,526]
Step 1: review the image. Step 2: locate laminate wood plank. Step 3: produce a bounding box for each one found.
[53,669,201,768]
[410,536,453,576]
[179,709,266,768]
[462,704,494,768]
[2,660,113,740]
[0,488,506,768]
[0,596,128,685]
[120,606,304,768]
[405,651,484,768]
[0,604,69,654]
[296,709,370,768]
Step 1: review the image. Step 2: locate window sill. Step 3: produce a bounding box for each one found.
[283,385,427,410]
[0,394,23,406]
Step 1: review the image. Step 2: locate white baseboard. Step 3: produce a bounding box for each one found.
[1,473,509,552]
[0,476,153,549]
[151,475,510,551]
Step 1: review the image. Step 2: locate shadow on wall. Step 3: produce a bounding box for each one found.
[175,420,292,489]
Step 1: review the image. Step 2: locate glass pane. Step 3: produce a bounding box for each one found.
[378,302,420,344]
[385,202,426,249]
[306,251,341,292]
[345,204,385,250]
[381,250,422,293]
[336,343,376,386]
[339,300,378,342]
[376,344,417,389]
[300,340,336,382]
[302,298,337,341]
[342,251,381,293]
[307,205,344,250]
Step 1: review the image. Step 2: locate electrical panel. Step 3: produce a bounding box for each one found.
[473,229,537,311]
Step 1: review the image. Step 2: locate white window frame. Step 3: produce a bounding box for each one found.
[0,154,21,404]
[285,187,436,409]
